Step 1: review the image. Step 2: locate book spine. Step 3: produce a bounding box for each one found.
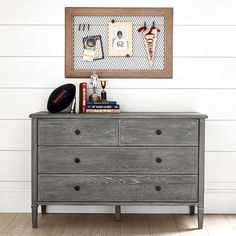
[86,109,120,113]
[87,105,119,109]
[87,101,117,105]
[79,83,87,113]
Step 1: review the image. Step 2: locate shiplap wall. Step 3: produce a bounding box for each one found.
[1,0,236,213]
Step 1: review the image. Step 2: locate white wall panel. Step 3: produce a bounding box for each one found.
[0,26,64,56]
[174,25,236,57]
[1,26,236,57]
[206,121,236,151]
[0,120,31,150]
[0,89,50,119]
[1,57,236,89]
[0,151,30,181]
[0,182,31,212]
[205,152,236,182]
[0,0,235,25]
[1,89,236,119]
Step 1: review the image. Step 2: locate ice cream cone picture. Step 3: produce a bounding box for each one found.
[138,22,160,66]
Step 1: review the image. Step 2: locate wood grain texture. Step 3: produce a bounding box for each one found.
[38,119,118,146]
[121,214,149,236]
[7,120,236,153]
[32,113,205,227]
[1,213,236,236]
[148,214,179,236]
[1,213,68,236]
[60,214,94,236]
[174,214,209,235]
[31,118,38,228]
[65,7,173,78]
[91,214,121,236]
[120,119,198,146]
[31,112,207,119]
[38,175,198,202]
[0,213,17,234]
[204,215,236,236]
[38,147,198,174]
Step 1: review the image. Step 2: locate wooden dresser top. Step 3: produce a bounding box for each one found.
[30,112,208,119]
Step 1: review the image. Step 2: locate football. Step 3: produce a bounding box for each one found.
[47,84,76,113]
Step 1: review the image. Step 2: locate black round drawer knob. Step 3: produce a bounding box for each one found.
[156,186,161,191]
[75,129,80,135]
[74,158,80,163]
[74,186,80,191]
[156,129,162,135]
[156,157,162,163]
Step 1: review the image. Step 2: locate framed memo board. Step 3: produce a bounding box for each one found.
[65,7,173,78]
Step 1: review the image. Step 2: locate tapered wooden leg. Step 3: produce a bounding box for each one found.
[190,205,195,215]
[31,206,38,228]
[115,205,121,222]
[41,205,46,214]
[198,207,204,229]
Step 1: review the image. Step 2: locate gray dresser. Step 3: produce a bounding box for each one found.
[30,112,207,228]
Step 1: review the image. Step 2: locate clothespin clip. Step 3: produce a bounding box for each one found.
[138,21,147,32]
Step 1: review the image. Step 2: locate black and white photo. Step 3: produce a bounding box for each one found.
[109,22,132,56]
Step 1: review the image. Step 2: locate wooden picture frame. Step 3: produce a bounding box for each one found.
[65,7,173,78]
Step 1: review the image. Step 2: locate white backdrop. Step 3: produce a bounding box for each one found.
[0,0,236,213]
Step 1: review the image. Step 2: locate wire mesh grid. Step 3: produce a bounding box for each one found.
[73,16,165,71]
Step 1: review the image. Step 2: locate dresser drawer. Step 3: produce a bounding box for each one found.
[120,119,198,146]
[38,147,198,174]
[38,119,117,145]
[38,175,198,202]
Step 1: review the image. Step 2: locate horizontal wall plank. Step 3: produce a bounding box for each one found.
[0,120,31,150]
[205,152,236,183]
[0,182,31,212]
[0,26,64,56]
[0,151,235,184]
[174,26,236,57]
[0,89,50,119]
[206,121,236,151]
[0,26,236,57]
[0,181,235,213]
[0,151,30,181]
[0,120,235,151]
[1,57,236,89]
[0,0,235,25]
[1,89,236,119]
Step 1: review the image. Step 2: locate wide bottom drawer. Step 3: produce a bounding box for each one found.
[38,175,198,202]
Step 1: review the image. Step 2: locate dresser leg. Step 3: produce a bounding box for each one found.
[115,205,121,221]
[31,205,38,228]
[41,205,46,214]
[190,205,195,215]
[198,207,204,229]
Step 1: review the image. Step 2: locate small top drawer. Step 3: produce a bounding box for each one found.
[38,119,117,146]
[120,119,198,146]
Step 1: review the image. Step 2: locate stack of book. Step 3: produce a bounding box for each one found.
[86,101,120,113]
